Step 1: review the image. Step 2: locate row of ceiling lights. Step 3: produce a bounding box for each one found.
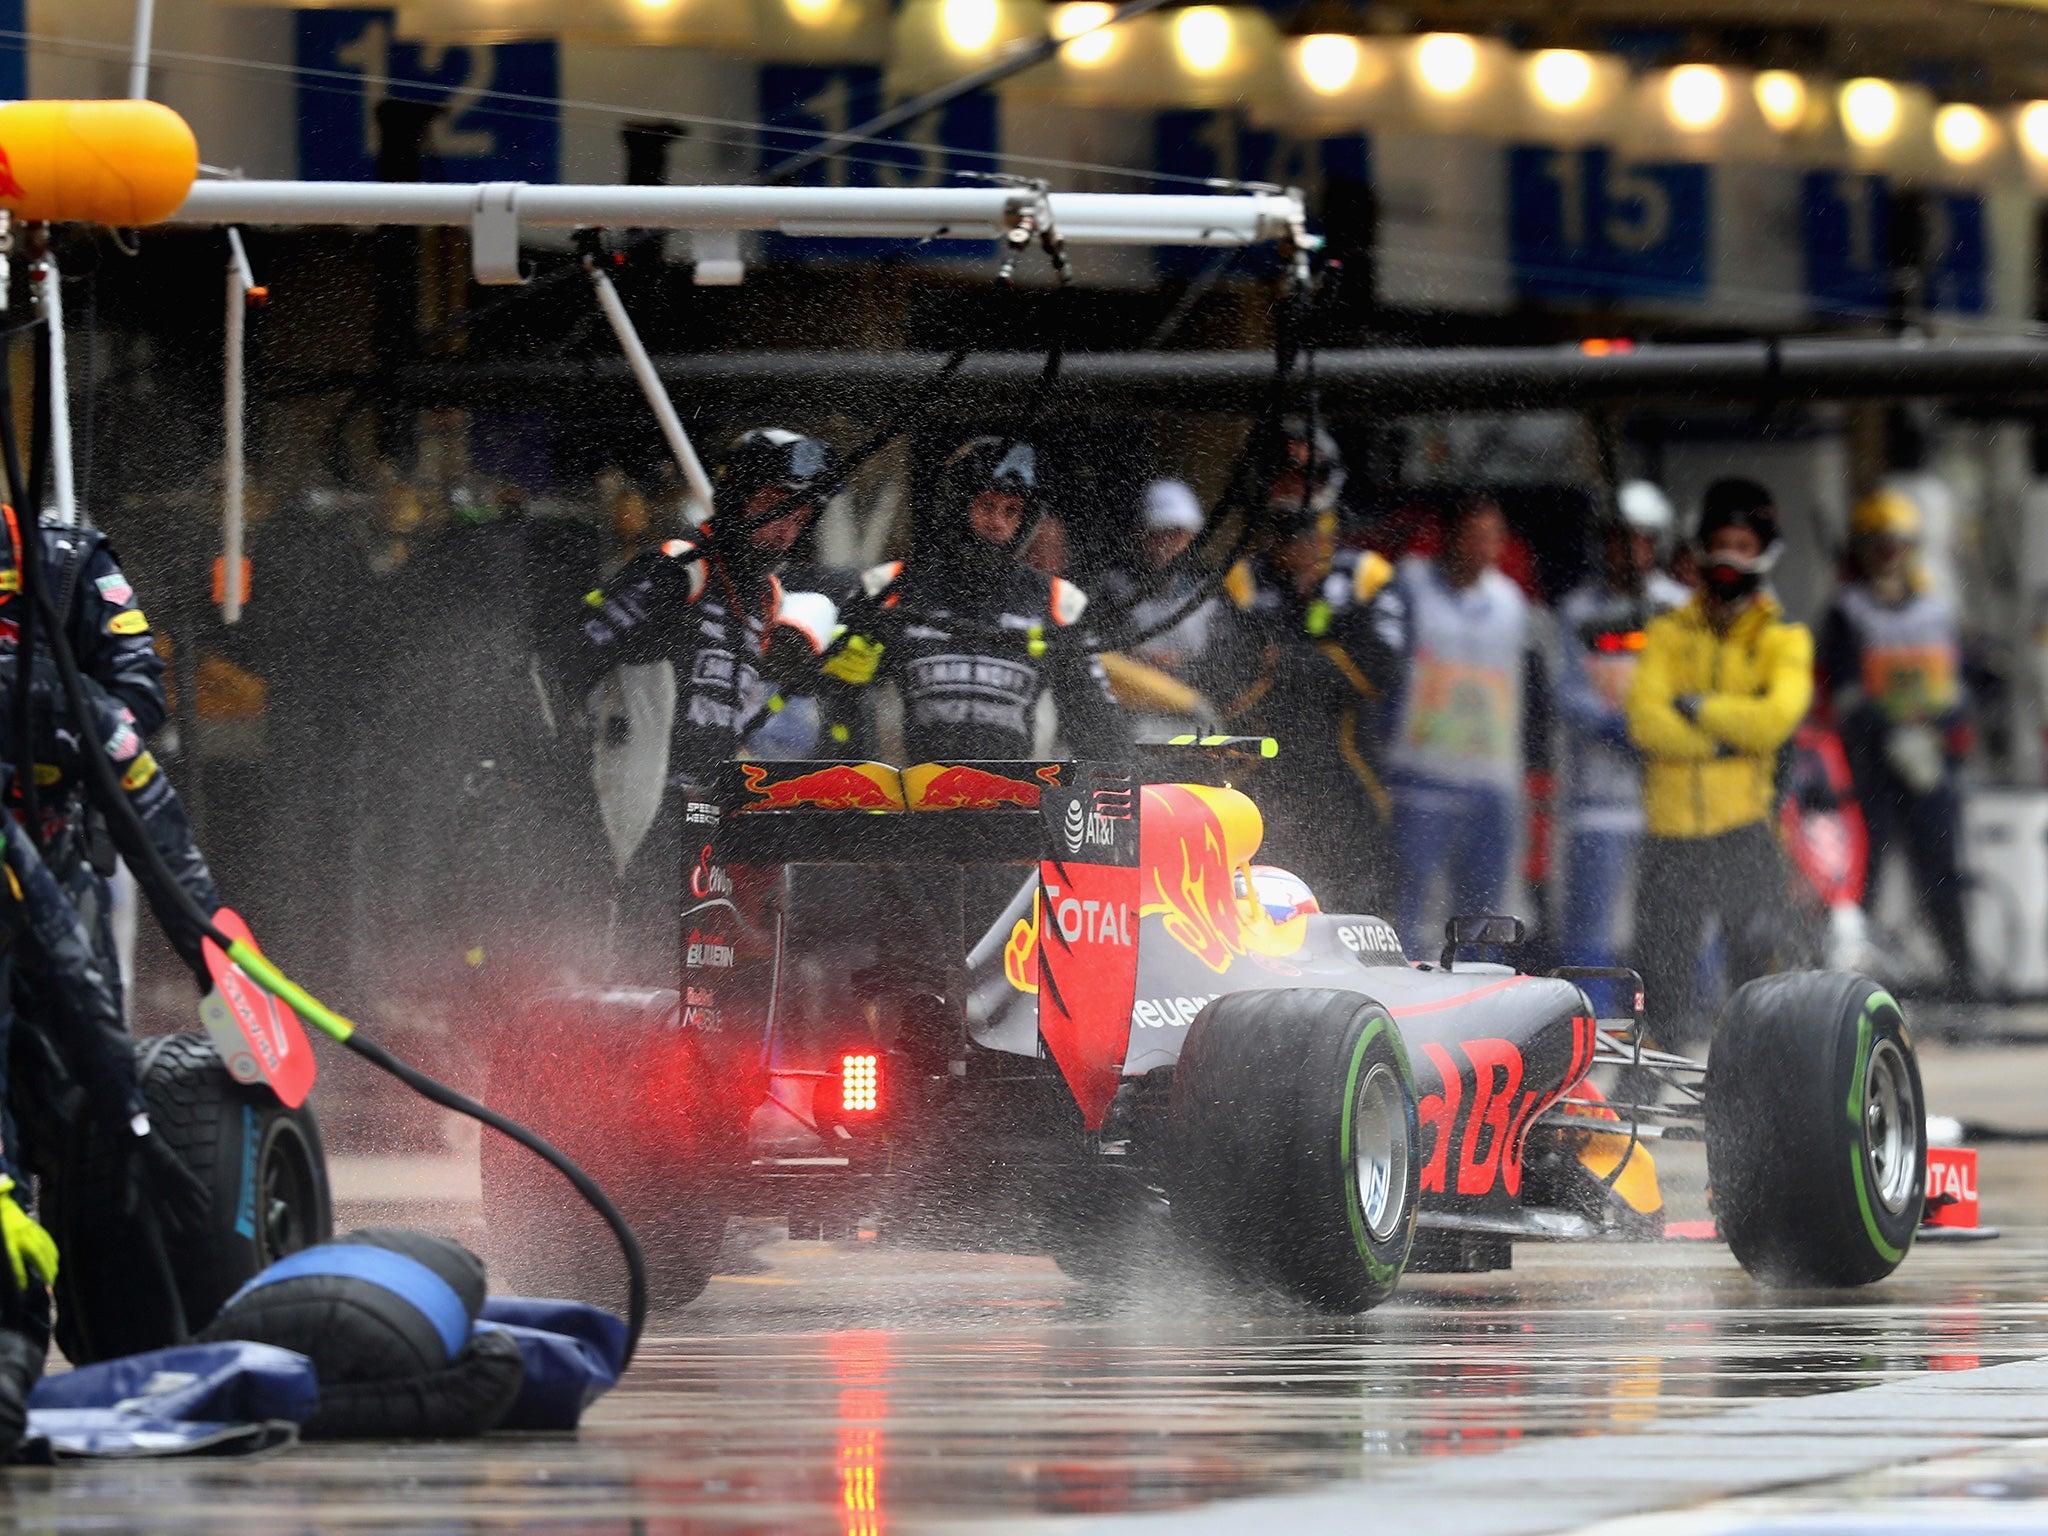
[384,0,2048,181]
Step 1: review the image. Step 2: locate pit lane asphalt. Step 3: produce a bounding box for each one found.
[12,1036,2048,1535]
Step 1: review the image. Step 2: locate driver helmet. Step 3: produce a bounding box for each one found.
[1244,864,1321,924]
[1273,417,1347,516]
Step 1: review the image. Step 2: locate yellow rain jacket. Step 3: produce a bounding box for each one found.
[1627,592,1813,839]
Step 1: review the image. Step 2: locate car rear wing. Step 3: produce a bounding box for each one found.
[712,738,1273,867]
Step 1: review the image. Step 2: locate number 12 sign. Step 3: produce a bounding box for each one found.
[1509,145,1710,302]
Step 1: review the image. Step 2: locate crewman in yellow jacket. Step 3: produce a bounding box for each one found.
[1626,478,1813,1049]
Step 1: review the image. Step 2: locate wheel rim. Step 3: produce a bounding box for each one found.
[1352,1061,1409,1242]
[1864,1036,1919,1216]
[257,1118,321,1265]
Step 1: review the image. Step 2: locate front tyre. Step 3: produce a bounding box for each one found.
[1169,989,1418,1312]
[1706,972,1924,1287]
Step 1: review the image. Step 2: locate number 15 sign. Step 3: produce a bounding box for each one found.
[1509,145,1710,302]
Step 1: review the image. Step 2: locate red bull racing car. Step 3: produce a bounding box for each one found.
[486,741,1967,1312]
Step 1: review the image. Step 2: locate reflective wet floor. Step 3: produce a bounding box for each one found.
[11,1037,2048,1534]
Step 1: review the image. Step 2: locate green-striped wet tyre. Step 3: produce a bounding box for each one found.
[1706,972,1925,1287]
[1168,989,1418,1312]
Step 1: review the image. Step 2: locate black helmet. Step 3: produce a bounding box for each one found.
[1696,477,1781,603]
[1272,416,1346,517]
[716,428,837,522]
[936,437,1038,517]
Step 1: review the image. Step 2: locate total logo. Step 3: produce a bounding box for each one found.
[1131,994,1217,1030]
[1043,884,1133,947]
[690,845,733,899]
[685,930,735,968]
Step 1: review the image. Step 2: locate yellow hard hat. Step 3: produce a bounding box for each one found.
[1850,488,1922,541]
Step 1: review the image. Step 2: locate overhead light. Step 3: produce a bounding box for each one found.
[1415,32,1478,98]
[786,0,841,25]
[1298,33,1360,96]
[1935,103,1994,164]
[1174,7,1232,74]
[940,0,998,52]
[1840,77,1901,147]
[1665,64,1728,131]
[2020,100,2048,160]
[1754,70,1807,133]
[1530,49,1593,111]
[1053,0,1115,64]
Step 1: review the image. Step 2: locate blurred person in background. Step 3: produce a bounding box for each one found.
[1384,495,1534,954]
[1627,479,1812,1051]
[1817,489,1976,998]
[1549,480,1691,967]
[1216,433,1405,914]
[1097,479,1225,742]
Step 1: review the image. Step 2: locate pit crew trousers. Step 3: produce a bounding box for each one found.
[1633,821,1792,1053]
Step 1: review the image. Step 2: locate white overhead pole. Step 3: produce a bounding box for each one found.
[584,256,715,525]
[128,0,156,100]
[30,256,78,528]
[222,229,256,623]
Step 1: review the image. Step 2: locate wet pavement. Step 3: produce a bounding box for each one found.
[8,1036,2048,1533]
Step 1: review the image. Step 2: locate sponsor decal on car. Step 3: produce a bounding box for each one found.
[1338,922,1405,963]
[1137,783,1308,975]
[690,845,732,899]
[681,985,715,1029]
[738,761,906,811]
[1043,883,1132,947]
[1130,994,1218,1030]
[685,930,734,968]
[685,800,720,827]
[1004,890,1040,994]
[903,761,1059,811]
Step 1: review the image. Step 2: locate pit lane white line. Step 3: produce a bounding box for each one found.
[938,1357,2048,1536]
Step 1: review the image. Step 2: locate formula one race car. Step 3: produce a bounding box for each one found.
[485,741,1953,1312]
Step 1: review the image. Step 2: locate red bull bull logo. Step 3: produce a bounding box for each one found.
[905,762,1056,811]
[1138,783,1308,976]
[738,761,906,812]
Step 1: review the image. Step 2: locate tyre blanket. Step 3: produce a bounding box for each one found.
[25,1340,314,1459]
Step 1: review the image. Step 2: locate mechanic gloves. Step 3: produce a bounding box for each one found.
[129,1116,213,1240]
[0,1178,56,1293]
[822,634,884,687]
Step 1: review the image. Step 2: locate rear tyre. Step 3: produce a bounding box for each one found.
[482,989,743,1312]
[1706,971,1923,1287]
[1169,989,1417,1312]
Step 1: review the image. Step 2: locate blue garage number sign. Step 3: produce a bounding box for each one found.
[1509,146,1709,301]
[1802,173,1986,318]
[298,9,559,183]
[1153,110,1369,276]
[758,66,997,260]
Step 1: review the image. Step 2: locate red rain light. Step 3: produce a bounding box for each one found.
[842,1053,880,1114]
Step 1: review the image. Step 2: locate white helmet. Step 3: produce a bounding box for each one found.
[1616,480,1676,550]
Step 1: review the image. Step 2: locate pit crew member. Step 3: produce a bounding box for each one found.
[1217,425,1405,914]
[1817,489,1975,997]
[1384,496,1536,957]
[828,438,1131,762]
[1549,480,1691,968]
[1627,478,1813,1050]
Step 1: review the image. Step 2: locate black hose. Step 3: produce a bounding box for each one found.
[0,333,652,1370]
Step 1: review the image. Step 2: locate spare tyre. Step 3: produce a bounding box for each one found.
[1706,971,1924,1287]
[48,1032,333,1362]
